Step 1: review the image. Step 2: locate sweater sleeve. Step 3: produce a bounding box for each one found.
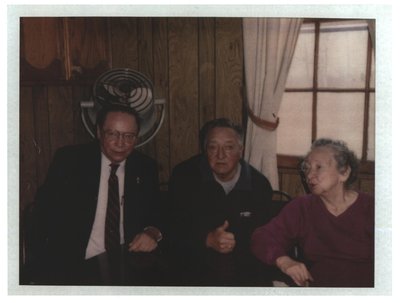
[251,197,305,265]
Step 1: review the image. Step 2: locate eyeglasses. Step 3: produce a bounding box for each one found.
[206,143,240,156]
[103,130,137,144]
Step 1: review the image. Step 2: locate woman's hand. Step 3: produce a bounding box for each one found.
[276,256,314,286]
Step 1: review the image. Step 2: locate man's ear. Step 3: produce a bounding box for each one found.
[239,143,244,156]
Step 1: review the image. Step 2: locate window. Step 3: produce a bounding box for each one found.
[277,19,375,162]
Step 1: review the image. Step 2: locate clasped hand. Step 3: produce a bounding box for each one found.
[206,220,236,254]
[128,232,158,252]
[276,256,314,286]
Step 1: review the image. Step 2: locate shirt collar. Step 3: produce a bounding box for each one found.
[101,153,126,171]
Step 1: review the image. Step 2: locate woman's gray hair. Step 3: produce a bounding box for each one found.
[310,138,359,187]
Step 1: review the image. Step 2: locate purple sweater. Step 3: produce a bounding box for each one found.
[251,192,374,287]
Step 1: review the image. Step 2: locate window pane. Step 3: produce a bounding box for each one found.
[277,92,313,156]
[316,92,364,158]
[286,23,315,89]
[318,20,369,89]
[367,93,375,160]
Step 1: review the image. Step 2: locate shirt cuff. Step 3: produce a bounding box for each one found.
[143,226,163,242]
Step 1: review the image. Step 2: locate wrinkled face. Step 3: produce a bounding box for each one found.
[206,127,243,182]
[302,147,350,197]
[97,111,139,163]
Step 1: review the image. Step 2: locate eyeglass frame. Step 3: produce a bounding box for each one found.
[101,129,138,144]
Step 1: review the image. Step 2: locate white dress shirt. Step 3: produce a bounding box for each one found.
[85,154,126,259]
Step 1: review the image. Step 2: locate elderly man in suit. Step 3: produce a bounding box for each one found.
[27,104,163,285]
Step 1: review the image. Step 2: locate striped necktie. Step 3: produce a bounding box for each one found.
[105,163,120,252]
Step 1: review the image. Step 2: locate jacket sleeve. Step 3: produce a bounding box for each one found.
[25,147,73,282]
[251,198,303,265]
[31,148,70,251]
[123,154,163,242]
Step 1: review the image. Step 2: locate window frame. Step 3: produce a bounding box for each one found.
[278,18,375,173]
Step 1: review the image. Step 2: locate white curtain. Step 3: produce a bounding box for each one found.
[243,18,303,189]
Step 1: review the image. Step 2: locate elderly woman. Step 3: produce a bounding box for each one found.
[251,138,374,287]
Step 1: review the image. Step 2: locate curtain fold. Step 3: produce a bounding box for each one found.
[243,18,302,189]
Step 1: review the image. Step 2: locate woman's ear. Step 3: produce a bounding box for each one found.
[339,165,351,183]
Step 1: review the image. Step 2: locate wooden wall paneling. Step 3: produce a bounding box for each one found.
[31,86,51,189]
[71,84,95,144]
[47,86,74,156]
[168,18,199,169]
[215,18,243,124]
[21,18,60,68]
[20,87,37,207]
[20,17,66,82]
[137,17,154,85]
[136,18,157,159]
[280,169,307,198]
[152,18,170,184]
[199,18,216,130]
[67,17,110,80]
[108,17,138,69]
[277,169,283,192]
[358,175,375,195]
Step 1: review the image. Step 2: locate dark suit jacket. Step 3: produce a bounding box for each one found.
[29,142,161,283]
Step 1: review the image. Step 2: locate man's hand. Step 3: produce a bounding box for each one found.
[276,255,314,286]
[206,220,236,254]
[128,232,158,252]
